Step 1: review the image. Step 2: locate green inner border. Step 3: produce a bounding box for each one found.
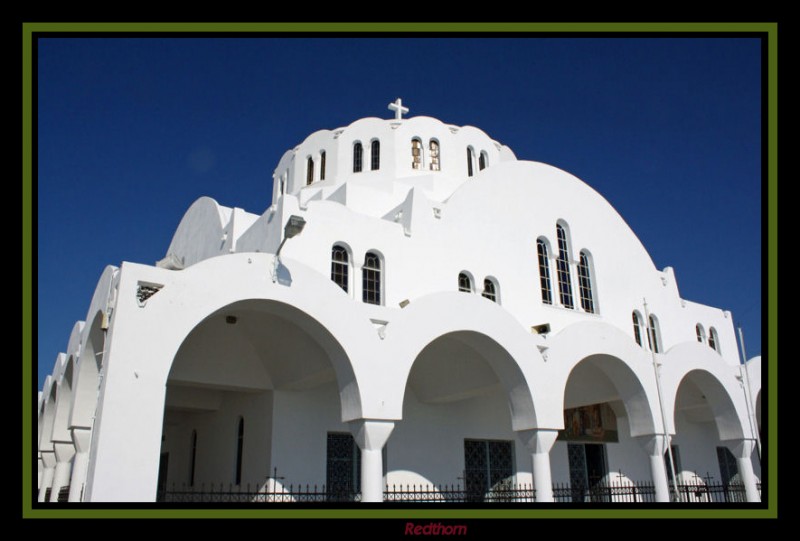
[22,22,777,520]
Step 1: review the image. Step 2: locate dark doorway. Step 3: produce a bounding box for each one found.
[156,452,169,502]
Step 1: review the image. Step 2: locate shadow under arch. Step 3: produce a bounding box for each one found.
[158,298,365,492]
[166,298,362,420]
[672,368,744,443]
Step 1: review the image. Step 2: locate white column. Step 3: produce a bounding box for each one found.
[517,429,558,502]
[68,427,92,502]
[726,439,760,502]
[38,452,56,502]
[49,442,75,502]
[349,419,395,503]
[636,435,671,503]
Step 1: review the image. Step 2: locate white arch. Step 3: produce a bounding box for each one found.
[385,291,547,431]
[545,320,662,438]
[661,343,751,441]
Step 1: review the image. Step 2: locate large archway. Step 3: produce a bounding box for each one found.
[553,354,659,502]
[390,330,537,502]
[157,299,361,499]
[671,369,749,499]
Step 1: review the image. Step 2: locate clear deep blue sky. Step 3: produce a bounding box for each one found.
[36,37,763,389]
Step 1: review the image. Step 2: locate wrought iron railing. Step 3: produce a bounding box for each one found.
[384,483,535,503]
[157,474,759,504]
[159,482,361,503]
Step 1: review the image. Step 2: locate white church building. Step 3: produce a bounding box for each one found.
[37,99,762,504]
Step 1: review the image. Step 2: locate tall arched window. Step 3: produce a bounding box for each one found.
[235,417,244,485]
[467,147,475,177]
[696,324,706,343]
[647,315,661,353]
[306,156,314,185]
[320,151,327,180]
[632,311,644,347]
[577,250,595,313]
[429,140,440,171]
[412,139,423,170]
[479,151,488,171]
[709,327,720,353]
[371,140,380,171]
[556,224,574,309]
[353,142,363,173]
[279,176,285,195]
[331,245,349,293]
[458,272,472,293]
[537,239,553,305]
[482,278,497,303]
[362,252,381,305]
[189,430,197,487]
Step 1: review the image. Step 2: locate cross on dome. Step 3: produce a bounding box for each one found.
[388,98,409,120]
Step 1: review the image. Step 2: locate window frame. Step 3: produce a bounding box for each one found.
[362,251,383,305]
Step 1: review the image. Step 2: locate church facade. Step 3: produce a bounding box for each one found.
[37,100,762,503]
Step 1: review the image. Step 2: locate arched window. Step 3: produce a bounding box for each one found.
[647,315,661,354]
[458,272,472,293]
[556,224,574,309]
[189,430,197,487]
[467,147,475,177]
[353,142,363,173]
[306,156,314,185]
[537,239,553,305]
[709,327,720,353]
[331,245,349,293]
[320,151,326,181]
[479,151,488,171]
[632,311,644,347]
[696,324,706,343]
[235,417,244,485]
[577,250,595,313]
[412,139,423,170]
[279,176,285,195]
[371,140,380,171]
[362,252,381,305]
[429,140,440,171]
[482,278,497,303]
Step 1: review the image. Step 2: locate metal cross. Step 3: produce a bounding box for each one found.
[388,98,409,120]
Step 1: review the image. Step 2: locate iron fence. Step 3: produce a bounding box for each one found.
[384,483,535,503]
[157,475,759,504]
[159,482,361,503]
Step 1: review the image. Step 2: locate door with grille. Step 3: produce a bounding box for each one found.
[463,439,513,502]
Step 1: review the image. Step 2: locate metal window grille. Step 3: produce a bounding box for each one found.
[696,324,705,343]
[709,328,719,353]
[331,246,349,293]
[371,140,380,171]
[556,225,574,308]
[362,252,381,305]
[482,279,497,302]
[537,240,553,305]
[577,251,595,313]
[633,312,643,346]
[353,143,363,172]
[458,272,472,293]
[648,315,660,353]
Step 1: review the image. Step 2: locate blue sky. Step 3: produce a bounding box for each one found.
[36,36,763,389]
